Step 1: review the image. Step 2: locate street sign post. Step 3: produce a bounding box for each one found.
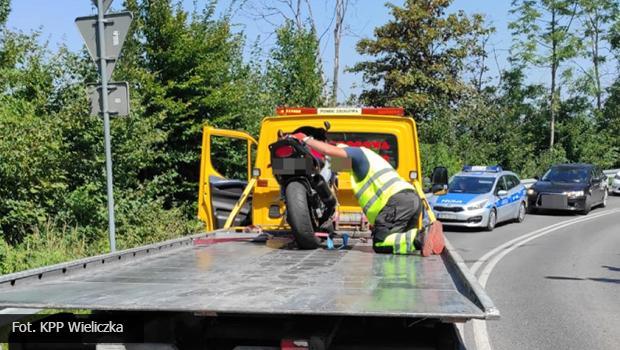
[76,0,132,252]
[91,0,113,12]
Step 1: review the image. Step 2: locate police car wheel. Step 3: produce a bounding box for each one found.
[516,202,526,223]
[486,209,497,231]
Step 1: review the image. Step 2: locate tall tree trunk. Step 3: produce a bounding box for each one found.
[592,11,602,111]
[550,8,558,149]
[331,0,346,105]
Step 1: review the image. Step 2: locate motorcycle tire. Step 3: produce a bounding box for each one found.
[285,181,321,249]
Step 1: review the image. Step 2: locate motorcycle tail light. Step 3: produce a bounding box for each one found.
[274,145,294,158]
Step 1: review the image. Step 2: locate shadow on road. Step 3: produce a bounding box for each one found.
[602,265,620,272]
[527,210,583,217]
[443,221,511,233]
[545,275,620,284]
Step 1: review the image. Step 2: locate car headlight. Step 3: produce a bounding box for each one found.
[527,188,536,195]
[563,190,585,198]
[467,200,488,210]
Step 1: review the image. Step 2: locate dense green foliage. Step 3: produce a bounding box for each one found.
[0,0,619,273]
[352,0,619,177]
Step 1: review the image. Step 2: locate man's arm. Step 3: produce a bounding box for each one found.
[304,138,348,158]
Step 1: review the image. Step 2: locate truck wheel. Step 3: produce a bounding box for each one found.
[515,202,526,223]
[285,181,321,249]
[485,208,497,232]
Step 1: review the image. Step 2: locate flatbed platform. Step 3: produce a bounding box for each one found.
[0,232,498,322]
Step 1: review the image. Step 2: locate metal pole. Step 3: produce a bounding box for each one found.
[96,0,116,252]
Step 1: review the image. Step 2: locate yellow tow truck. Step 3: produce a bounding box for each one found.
[0,107,498,349]
[198,107,425,235]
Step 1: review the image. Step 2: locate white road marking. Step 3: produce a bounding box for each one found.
[470,209,620,350]
[470,209,615,276]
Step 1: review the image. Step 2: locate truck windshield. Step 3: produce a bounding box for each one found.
[327,132,398,168]
[448,176,495,194]
[542,167,590,183]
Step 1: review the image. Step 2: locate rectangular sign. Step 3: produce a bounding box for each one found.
[317,107,362,115]
[76,12,133,80]
[88,82,130,117]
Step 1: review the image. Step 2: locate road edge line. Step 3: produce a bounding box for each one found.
[472,208,620,350]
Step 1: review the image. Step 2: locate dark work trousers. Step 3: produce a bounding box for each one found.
[372,190,421,253]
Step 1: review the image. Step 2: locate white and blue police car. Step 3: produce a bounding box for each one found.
[428,166,527,231]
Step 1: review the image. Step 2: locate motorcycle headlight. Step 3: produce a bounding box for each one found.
[527,188,536,196]
[467,200,488,211]
[563,190,585,198]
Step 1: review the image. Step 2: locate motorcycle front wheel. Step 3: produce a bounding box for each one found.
[285,181,321,249]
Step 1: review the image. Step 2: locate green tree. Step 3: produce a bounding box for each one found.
[0,0,9,27]
[602,80,620,167]
[509,0,581,148]
[266,20,324,107]
[115,0,265,211]
[575,0,619,113]
[349,0,491,119]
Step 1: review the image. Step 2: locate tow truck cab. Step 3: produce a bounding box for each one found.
[198,107,423,233]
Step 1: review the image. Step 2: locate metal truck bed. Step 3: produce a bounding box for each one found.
[0,232,498,322]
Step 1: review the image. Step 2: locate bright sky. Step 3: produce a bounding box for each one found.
[5,0,515,102]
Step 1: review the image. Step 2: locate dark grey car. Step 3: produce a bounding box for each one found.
[526,163,608,215]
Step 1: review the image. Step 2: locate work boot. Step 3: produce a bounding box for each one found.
[415,222,445,257]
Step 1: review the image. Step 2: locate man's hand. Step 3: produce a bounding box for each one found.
[289,132,307,142]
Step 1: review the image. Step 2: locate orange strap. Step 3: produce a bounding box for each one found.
[412,181,437,223]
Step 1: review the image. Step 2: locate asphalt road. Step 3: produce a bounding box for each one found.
[447,195,620,350]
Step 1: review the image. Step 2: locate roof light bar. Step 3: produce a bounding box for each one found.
[462,165,503,173]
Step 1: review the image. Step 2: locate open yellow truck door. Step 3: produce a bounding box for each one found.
[198,126,257,231]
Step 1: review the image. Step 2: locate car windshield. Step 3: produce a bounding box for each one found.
[448,176,495,194]
[542,167,590,183]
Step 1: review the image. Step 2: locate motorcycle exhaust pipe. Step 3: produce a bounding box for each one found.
[313,174,337,208]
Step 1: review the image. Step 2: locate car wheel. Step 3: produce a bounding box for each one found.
[486,208,497,231]
[580,196,591,215]
[515,202,526,223]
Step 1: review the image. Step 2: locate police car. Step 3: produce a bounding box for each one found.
[428,166,527,231]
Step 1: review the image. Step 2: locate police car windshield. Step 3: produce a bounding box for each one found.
[542,167,589,183]
[448,176,495,194]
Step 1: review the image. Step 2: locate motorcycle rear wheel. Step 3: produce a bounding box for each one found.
[285,181,321,249]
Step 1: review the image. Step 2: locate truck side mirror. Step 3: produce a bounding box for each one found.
[430,166,448,195]
[431,166,449,187]
[324,121,331,131]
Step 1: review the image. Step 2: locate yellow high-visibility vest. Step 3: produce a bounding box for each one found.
[375,229,419,254]
[350,147,414,224]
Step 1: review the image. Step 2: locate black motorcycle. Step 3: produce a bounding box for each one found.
[268,122,337,249]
